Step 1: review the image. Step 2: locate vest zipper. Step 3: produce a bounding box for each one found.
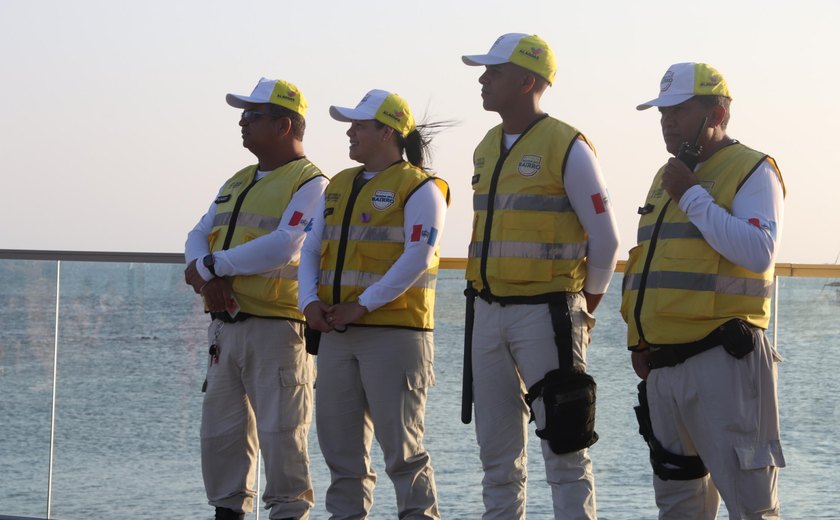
[221,172,260,251]
[479,115,548,296]
[332,172,367,305]
[633,198,671,343]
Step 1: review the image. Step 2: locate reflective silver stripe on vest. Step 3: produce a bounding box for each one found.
[214,211,281,232]
[256,264,299,280]
[468,240,586,260]
[473,193,573,212]
[623,271,772,298]
[320,269,437,289]
[323,224,404,243]
[637,222,704,243]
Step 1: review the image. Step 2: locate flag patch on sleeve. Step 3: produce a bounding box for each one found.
[411,224,423,242]
[591,193,606,214]
[410,225,439,245]
[289,211,303,226]
[749,218,779,240]
[426,227,438,245]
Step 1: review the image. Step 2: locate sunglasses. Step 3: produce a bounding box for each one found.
[241,109,274,122]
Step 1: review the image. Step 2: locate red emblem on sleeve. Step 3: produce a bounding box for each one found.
[591,193,606,214]
[411,224,422,242]
[289,211,303,226]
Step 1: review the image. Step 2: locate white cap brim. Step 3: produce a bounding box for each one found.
[636,93,694,111]
[462,54,509,66]
[329,105,374,122]
[226,93,266,109]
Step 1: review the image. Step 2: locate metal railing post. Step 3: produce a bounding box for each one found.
[255,455,261,520]
[47,260,61,518]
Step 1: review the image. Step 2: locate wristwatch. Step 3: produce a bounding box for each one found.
[202,254,217,278]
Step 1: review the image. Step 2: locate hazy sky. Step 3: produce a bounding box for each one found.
[1,0,837,264]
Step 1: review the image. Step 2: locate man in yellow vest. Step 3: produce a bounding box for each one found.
[623,63,786,518]
[184,77,328,520]
[462,34,620,519]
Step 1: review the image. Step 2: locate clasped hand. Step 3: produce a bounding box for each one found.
[184,259,232,313]
[304,301,368,332]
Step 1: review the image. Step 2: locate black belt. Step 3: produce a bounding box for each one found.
[476,288,570,306]
[210,311,255,323]
[647,320,747,369]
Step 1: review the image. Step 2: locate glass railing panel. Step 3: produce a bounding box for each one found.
[0,260,59,518]
[46,261,210,518]
[2,254,838,518]
[772,275,839,519]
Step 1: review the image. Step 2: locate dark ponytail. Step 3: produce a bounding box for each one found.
[402,129,426,169]
[395,119,456,170]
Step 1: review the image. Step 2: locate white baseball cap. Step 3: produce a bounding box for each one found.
[462,33,556,84]
[226,77,308,116]
[637,62,731,111]
[329,89,416,136]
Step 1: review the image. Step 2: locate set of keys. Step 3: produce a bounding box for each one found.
[209,321,224,364]
[201,322,225,392]
[209,343,220,364]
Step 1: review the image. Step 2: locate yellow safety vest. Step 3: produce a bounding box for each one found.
[621,143,785,347]
[466,115,591,300]
[209,159,324,320]
[318,161,450,330]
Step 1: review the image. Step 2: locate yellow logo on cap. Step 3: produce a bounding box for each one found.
[376,93,416,136]
[270,80,307,117]
[693,64,731,98]
[277,89,298,101]
[520,47,544,61]
[510,35,556,84]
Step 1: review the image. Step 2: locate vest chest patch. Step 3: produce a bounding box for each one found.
[518,155,543,177]
[371,190,396,210]
[214,194,231,204]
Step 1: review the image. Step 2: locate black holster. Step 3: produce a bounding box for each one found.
[720,318,757,359]
[526,295,598,454]
[304,326,321,355]
[634,380,709,480]
[529,367,598,454]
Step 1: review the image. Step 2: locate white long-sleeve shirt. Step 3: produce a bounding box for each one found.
[298,170,448,313]
[502,134,621,295]
[185,169,328,280]
[678,158,784,273]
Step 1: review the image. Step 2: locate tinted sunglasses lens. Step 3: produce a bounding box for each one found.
[242,110,264,122]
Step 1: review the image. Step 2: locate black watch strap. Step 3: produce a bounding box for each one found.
[202,254,217,278]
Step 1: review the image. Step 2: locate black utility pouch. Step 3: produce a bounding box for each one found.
[304,326,321,355]
[530,367,598,454]
[719,319,756,359]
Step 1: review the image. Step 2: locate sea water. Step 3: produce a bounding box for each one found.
[0,260,836,519]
